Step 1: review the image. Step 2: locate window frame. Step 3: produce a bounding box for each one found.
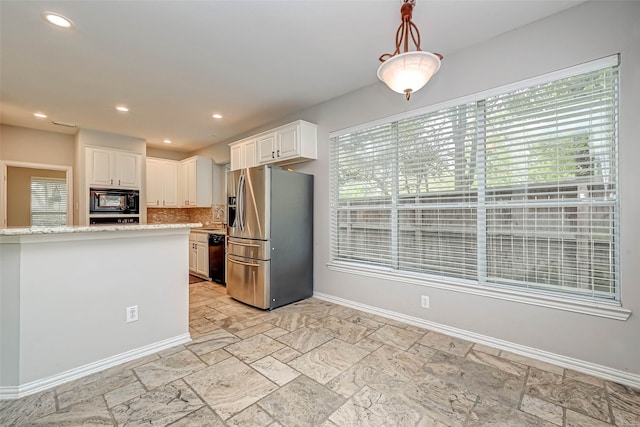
[328,54,630,320]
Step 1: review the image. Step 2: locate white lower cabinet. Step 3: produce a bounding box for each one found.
[189,232,209,278]
[189,236,197,272]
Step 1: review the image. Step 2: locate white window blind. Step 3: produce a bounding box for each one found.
[330,58,619,301]
[31,177,67,226]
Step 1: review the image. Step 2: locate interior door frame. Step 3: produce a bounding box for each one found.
[1,160,73,227]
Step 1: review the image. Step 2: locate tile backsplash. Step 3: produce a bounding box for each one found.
[147,204,225,227]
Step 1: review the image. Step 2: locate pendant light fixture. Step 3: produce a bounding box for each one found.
[377,0,442,100]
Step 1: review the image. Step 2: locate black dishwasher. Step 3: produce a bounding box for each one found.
[208,233,226,284]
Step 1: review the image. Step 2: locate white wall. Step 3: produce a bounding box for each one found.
[146,146,190,161]
[195,140,231,165]
[236,1,640,376]
[0,125,75,166]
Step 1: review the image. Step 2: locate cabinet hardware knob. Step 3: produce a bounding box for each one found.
[272,151,275,159]
[277,149,280,157]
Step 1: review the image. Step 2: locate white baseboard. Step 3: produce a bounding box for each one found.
[0,333,191,401]
[314,292,640,389]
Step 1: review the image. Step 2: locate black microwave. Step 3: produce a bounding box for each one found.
[90,188,140,214]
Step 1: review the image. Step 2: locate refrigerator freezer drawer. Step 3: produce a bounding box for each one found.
[227,237,270,260]
[227,255,270,309]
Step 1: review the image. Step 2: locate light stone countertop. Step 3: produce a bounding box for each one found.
[0,222,202,236]
[190,227,227,235]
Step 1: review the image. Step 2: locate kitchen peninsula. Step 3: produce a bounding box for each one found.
[0,223,199,399]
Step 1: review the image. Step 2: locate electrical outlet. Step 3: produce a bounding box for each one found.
[126,305,138,323]
[421,295,430,308]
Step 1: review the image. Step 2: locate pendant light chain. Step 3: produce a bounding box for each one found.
[379,1,424,61]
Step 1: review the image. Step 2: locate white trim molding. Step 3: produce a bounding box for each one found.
[0,333,191,401]
[314,291,640,389]
[327,262,631,321]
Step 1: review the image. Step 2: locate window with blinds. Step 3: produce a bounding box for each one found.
[330,56,619,301]
[31,177,67,226]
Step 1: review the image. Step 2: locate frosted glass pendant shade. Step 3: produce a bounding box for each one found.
[377,51,441,97]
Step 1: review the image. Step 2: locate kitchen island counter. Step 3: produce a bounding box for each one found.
[0,223,196,400]
[0,222,202,236]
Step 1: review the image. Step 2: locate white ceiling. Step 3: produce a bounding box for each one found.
[0,0,585,153]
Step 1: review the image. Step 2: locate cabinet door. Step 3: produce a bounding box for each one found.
[178,161,188,206]
[230,144,244,171]
[256,133,276,164]
[87,148,113,186]
[196,242,209,277]
[185,159,197,206]
[162,161,179,207]
[115,152,140,188]
[276,125,299,160]
[189,240,197,272]
[146,159,163,206]
[244,140,256,168]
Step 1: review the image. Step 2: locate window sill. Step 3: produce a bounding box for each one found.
[326,262,631,321]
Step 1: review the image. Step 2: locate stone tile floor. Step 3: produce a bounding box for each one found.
[1,280,639,426]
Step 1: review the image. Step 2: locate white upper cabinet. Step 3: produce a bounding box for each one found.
[257,120,317,165]
[277,124,300,160]
[256,133,276,164]
[229,138,257,171]
[87,147,141,189]
[88,148,112,186]
[179,156,212,207]
[230,143,244,172]
[147,156,212,208]
[244,139,257,169]
[229,120,317,170]
[116,152,141,188]
[146,158,178,207]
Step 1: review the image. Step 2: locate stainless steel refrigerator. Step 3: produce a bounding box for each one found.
[226,165,313,309]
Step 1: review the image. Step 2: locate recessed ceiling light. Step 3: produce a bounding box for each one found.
[34,112,47,119]
[116,106,129,112]
[163,139,172,144]
[44,12,72,28]
[212,113,223,119]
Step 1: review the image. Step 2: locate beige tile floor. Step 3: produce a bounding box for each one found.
[1,280,639,426]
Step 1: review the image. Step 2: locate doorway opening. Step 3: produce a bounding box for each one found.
[1,161,73,227]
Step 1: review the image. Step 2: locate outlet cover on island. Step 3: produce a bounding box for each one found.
[126,305,139,322]
[421,295,430,309]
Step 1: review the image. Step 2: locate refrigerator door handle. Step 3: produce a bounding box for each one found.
[236,175,241,230]
[229,241,260,248]
[237,174,245,231]
[228,257,260,268]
